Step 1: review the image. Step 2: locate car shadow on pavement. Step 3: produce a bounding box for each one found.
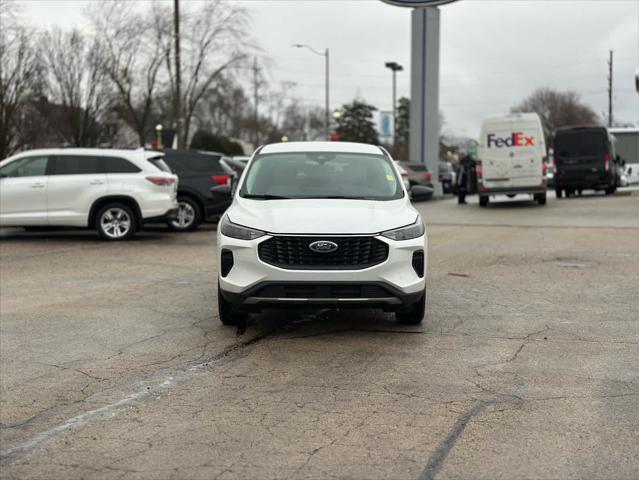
[242,307,425,340]
[559,191,608,200]
[143,223,219,233]
[0,228,170,242]
[472,200,539,209]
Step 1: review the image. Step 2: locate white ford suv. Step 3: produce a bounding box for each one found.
[215,142,430,325]
[0,148,178,240]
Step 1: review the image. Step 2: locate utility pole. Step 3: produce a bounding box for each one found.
[607,50,613,128]
[173,0,182,148]
[292,44,330,139]
[253,57,259,147]
[325,48,330,140]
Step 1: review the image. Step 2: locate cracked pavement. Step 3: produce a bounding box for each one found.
[1,192,638,479]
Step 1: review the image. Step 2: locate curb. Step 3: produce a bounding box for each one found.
[615,190,639,197]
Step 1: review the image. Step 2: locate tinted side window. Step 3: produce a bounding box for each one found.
[555,132,606,158]
[0,156,48,178]
[163,152,221,173]
[103,156,141,173]
[147,156,172,173]
[50,155,101,175]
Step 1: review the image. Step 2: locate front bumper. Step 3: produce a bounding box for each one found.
[220,281,425,312]
[217,232,427,310]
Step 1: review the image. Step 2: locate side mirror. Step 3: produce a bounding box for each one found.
[211,184,232,203]
[410,185,433,202]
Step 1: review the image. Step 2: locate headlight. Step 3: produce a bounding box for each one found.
[220,216,266,240]
[381,219,425,241]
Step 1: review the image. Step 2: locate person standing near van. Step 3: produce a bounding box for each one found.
[456,155,472,204]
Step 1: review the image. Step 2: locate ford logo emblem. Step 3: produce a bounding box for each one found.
[308,240,338,253]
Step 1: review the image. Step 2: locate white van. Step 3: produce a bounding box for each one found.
[477,113,547,206]
[610,128,639,186]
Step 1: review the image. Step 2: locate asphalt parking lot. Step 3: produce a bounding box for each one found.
[1,192,638,479]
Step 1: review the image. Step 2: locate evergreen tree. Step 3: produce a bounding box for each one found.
[393,97,410,159]
[335,99,379,144]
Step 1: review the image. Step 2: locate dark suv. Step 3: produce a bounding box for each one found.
[554,126,619,197]
[161,149,236,231]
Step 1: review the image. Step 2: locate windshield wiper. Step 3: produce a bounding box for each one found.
[306,195,376,200]
[241,193,292,200]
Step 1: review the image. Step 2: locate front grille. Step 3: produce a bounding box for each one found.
[258,236,388,270]
[253,283,392,299]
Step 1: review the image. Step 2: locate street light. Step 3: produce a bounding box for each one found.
[385,61,404,145]
[293,44,330,140]
[155,124,163,149]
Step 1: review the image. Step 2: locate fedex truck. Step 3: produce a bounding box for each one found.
[477,113,547,207]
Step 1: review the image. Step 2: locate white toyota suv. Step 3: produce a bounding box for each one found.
[0,148,178,240]
[214,142,430,325]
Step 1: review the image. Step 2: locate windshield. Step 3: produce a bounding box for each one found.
[239,152,404,200]
[555,131,606,158]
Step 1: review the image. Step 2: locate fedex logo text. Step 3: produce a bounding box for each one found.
[487,132,534,148]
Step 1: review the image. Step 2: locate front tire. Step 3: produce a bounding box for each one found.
[555,188,563,198]
[217,284,247,326]
[479,195,489,207]
[605,185,616,195]
[168,196,202,232]
[95,203,137,241]
[396,290,425,325]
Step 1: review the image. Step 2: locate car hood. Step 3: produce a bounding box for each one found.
[227,197,419,234]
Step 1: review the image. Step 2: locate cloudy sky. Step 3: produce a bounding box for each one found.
[17,0,639,138]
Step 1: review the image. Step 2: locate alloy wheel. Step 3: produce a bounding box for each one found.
[100,208,132,239]
[171,201,196,230]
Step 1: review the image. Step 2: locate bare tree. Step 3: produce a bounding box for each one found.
[511,88,599,145]
[158,0,252,146]
[194,75,252,139]
[0,2,41,158]
[280,102,325,141]
[88,1,168,146]
[40,28,112,147]
[279,100,308,141]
